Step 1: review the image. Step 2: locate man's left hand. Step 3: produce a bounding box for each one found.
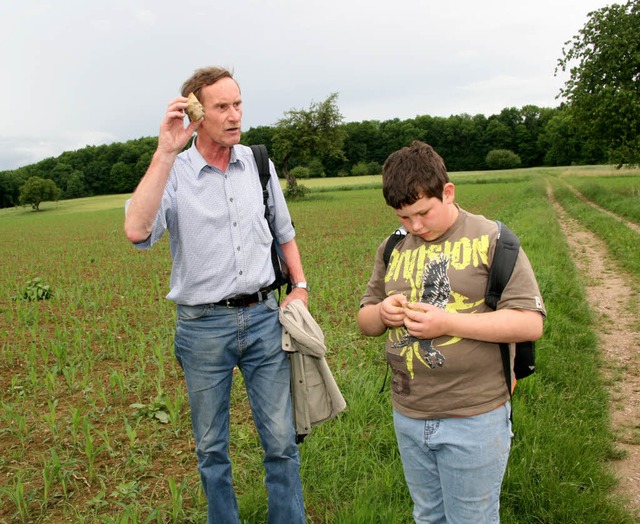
[281,287,308,309]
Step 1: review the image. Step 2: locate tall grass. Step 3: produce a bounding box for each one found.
[0,167,639,522]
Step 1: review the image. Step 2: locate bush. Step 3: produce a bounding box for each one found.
[485,149,522,170]
[308,159,326,178]
[290,166,311,179]
[366,161,382,175]
[351,162,370,176]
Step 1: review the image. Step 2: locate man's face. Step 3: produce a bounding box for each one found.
[394,183,456,241]
[198,77,242,147]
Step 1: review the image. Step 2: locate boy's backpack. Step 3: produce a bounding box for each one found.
[382,221,535,395]
[250,144,292,294]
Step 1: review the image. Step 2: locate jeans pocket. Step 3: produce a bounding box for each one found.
[263,292,279,312]
[177,304,208,321]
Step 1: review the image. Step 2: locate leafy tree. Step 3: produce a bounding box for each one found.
[110,161,135,193]
[19,176,61,211]
[557,0,640,165]
[307,158,326,178]
[0,170,24,207]
[484,118,513,151]
[65,170,87,198]
[51,162,74,192]
[241,125,276,154]
[272,93,346,191]
[342,120,385,165]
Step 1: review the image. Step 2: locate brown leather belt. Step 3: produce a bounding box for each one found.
[213,284,276,308]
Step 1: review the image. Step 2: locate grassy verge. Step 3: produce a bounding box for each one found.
[561,171,640,224]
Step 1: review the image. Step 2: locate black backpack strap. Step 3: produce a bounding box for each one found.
[250,144,290,296]
[250,144,270,217]
[486,221,521,399]
[485,221,520,309]
[383,227,407,268]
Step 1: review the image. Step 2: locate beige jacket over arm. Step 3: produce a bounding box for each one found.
[279,300,347,440]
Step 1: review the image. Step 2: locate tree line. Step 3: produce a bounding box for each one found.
[0,104,600,209]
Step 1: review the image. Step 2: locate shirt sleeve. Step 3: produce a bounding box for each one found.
[498,248,547,316]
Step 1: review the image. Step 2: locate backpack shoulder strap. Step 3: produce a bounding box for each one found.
[250,144,270,214]
[250,144,290,296]
[485,221,521,400]
[485,221,520,310]
[383,227,407,268]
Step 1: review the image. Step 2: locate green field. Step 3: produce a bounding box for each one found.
[1,166,639,523]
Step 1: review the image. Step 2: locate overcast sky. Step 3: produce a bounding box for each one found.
[1,0,608,171]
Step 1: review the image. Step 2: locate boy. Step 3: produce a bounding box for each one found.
[358,141,545,523]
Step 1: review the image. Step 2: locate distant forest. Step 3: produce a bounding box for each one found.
[0,104,604,209]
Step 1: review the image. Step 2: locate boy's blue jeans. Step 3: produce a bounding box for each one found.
[174,293,305,524]
[393,403,512,524]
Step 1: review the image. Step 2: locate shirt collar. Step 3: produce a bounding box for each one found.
[186,136,242,176]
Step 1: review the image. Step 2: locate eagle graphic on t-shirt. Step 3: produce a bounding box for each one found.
[392,255,450,369]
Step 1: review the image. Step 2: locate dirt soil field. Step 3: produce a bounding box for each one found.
[549,184,640,517]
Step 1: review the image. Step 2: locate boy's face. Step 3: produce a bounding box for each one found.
[394,183,457,241]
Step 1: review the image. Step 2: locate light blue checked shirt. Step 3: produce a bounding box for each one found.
[131,140,295,306]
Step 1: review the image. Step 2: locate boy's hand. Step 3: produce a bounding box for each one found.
[378,294,408,328]
[403,302,448,339]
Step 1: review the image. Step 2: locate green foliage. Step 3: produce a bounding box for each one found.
[272,93,346,185]
[486,149,522,169]
[0,99,618,210]
[366,161,382,175]
[351,161,382,176]
[19,176,61,211]
[14,277,54,301]
[557,0,640,165]
[289,166,311,179]
[350,162,370,176]
[307,158,325,178]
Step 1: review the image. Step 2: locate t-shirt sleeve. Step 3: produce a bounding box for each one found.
[498,248,546,316]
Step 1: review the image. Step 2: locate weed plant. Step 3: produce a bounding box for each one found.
[0,169,638,522]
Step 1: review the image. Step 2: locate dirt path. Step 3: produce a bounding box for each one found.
[547,184,640,516]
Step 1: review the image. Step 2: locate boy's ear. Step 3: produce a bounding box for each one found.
[443,182,455,203]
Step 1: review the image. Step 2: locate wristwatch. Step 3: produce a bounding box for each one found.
[291,282,309,292]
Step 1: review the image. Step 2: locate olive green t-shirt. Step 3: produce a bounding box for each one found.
[360,208,546,419]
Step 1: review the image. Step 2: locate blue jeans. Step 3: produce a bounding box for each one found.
[393,404,512,524]
[174,293,305,524]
